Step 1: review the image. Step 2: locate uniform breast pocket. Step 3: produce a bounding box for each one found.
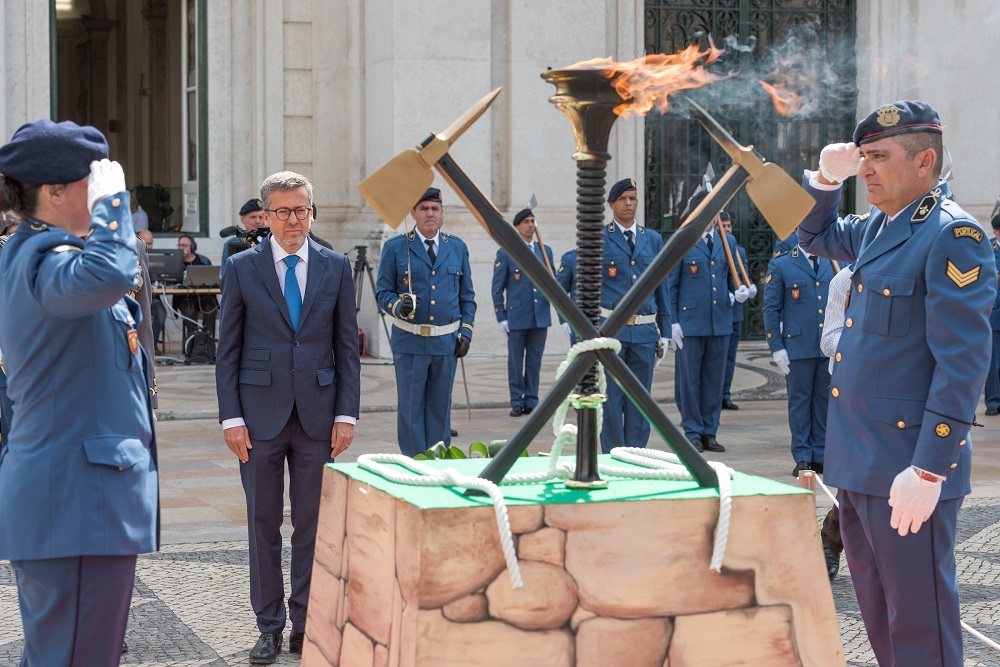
[110,304,140,372]
[448,266,463,287]
[863,272,915,337]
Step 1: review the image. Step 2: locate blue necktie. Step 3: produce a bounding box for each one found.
[283,255,301,329]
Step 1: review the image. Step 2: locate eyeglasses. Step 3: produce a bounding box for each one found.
[177,242,191,248]
[266,207,312,221]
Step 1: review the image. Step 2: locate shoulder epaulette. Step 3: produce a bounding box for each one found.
[772,249,789,258]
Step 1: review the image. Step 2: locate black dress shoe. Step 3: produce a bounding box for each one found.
[721,399,740,410]
[450,428,458,437]
[509,406,524,416]
[792,461,812,477]
[823,545,841,580]
[701,434,725,452]
[688,436,704,453]
[987,406,1000,416]
[121,642,128,653]
[289,630,304,654]
[522,406,534,415]
[249,632,282,664]
[812,461,824,475]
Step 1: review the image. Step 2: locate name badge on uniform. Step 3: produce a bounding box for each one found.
[689,264,698,275]
[791,288,800,300]
[127,329,139,356]
[608,266,617,278]
[514,271,521,281]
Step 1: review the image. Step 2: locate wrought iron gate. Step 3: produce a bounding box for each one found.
[644,0,857,338]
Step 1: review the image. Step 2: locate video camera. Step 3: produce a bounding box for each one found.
[220,225,270,255]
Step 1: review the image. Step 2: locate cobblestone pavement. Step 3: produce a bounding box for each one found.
[2,344,1000,665]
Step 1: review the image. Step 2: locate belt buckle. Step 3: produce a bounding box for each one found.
[627,315,638,326]
[420,325,432,336]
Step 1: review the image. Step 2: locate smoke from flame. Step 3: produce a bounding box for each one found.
[566,44,726,117]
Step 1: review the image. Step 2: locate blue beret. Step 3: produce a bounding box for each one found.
[513,208,534,226]
[852,101,942,146]
[0,119,108,185]
[239,198,263,216]
[607,178,637,202]
[415,187,441,206]
[719,210,731,221]
[992,214,1000,231]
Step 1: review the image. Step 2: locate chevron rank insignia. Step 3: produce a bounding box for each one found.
[765,273,772,283]
[946,260,980,288]
[952,226,984,243]
[910,195,938,222]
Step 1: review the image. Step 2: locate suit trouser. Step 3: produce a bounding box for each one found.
[600,340,655,453]
[785,357,830,465]
[507,327,547,408]
[241,406,329,635]
[986,329,1000,408]
[722,320,741,400]
[676,334,728,439]
[839,490,963,667]
[394,351,457,456]
[12,554,136,667]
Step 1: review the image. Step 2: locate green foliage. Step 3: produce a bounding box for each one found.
[413,439,528,460]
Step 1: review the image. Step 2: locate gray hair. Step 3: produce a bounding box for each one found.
[260,171,314,209]
[895,132,943,179]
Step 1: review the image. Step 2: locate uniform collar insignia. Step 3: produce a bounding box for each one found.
[910,194,938,223]
[791,246,799,257]
[26,218,48,232]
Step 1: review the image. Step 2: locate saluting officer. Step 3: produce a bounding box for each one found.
[763,243,835,476]
[600,178,671,453]
[799,100,995,665]
[668,192,745,453]
[377,188,475,456]
[0,120,158,665]
[556,248,576,342]
[492,208,553,416]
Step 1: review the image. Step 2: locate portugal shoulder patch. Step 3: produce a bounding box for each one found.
[952,226,984,243]
[946,260,981,288]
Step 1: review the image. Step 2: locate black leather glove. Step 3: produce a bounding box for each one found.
[399,293,416,319]
[455,335,470,358]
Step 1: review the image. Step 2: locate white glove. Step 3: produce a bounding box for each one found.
[747,283,758,299]
[819,142,861,183]
[728,292,735,307]
[772,349,790,375]
[734,285,750,303]
[888,466,943,536]
[499,320,510,339]
[671,323,684,350]
[87,159,126,214]
[655,337,668,367]
[561,322,572,340]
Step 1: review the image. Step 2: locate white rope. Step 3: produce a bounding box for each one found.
[357,453,523,589]
[813,472,840,508]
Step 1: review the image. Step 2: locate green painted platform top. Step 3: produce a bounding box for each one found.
[328,456,808,510]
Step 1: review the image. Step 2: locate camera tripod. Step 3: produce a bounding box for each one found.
[351,245,392,346]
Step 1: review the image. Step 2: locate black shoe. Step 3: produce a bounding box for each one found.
[509,406,524,416]
[289,630,304,654]
[701,435,725,453]
[450,429,458,437]
[812,461,824,475]
[522,406,534,415]
[249,632,282,664]
[823,545,841,580]
[987,406,1000,416]
[792,461,812,477]
[688,436,704,453]
[721,399,740,410]
[121,642,128,653]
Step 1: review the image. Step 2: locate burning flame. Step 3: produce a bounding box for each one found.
[758,80,803,115]
[566,44,726,117]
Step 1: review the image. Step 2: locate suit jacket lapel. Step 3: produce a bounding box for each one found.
[855,209,915,272]
[632,227,648,258]
[298,242,327,326]
[607,225,631,256]
[410,232,433,268]
[252,242,295,331]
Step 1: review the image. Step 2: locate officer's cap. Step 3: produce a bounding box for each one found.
[719,210,731,222]
[0,119,108,185]
[239,198,263,216]
[992,214,1000,231]
[414,188,442,207]
[513,208,534,226]
[852,101,942,146]
[607,178,637,202]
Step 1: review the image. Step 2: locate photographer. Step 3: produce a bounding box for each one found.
[221,198,267,275]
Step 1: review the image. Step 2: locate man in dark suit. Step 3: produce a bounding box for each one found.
[216,171,361,663]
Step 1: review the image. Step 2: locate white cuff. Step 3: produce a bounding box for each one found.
[335,415,357,425]
[222,417,245,430]
[805,169,842,191]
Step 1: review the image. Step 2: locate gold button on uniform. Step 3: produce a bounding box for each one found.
[858,284,863,292]
[431,270,436,275]
[883,288,891,296]
[817,295,822,300]
[835,352,841,362]
[960,439,967,446]
[429,316,435,321]
[431,300,436,305]
[832,388,840,397]
[951,463,958,469]
[109,221,119,231]
[815,281,820,287]
[897,421,905,428]
[845,318,853,327]
[112,197,121,207]
[631,260,635,265]
[431,285,436,290]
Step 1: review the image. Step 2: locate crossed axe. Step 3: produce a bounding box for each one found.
[358,88,815,489]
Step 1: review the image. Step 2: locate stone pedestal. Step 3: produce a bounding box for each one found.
[302,457,845,666]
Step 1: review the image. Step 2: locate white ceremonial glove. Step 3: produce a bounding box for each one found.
[888,466,943,536]
[499,320,510,339]
[819,142,862,183]
[772,349,791,376]
[734,285,750,303]
[655,337,668,367]
[561,322,572,340]
[747,283,758,299]
[87,159,126,214]
[671,323,684,350]
[728,292,735,307]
